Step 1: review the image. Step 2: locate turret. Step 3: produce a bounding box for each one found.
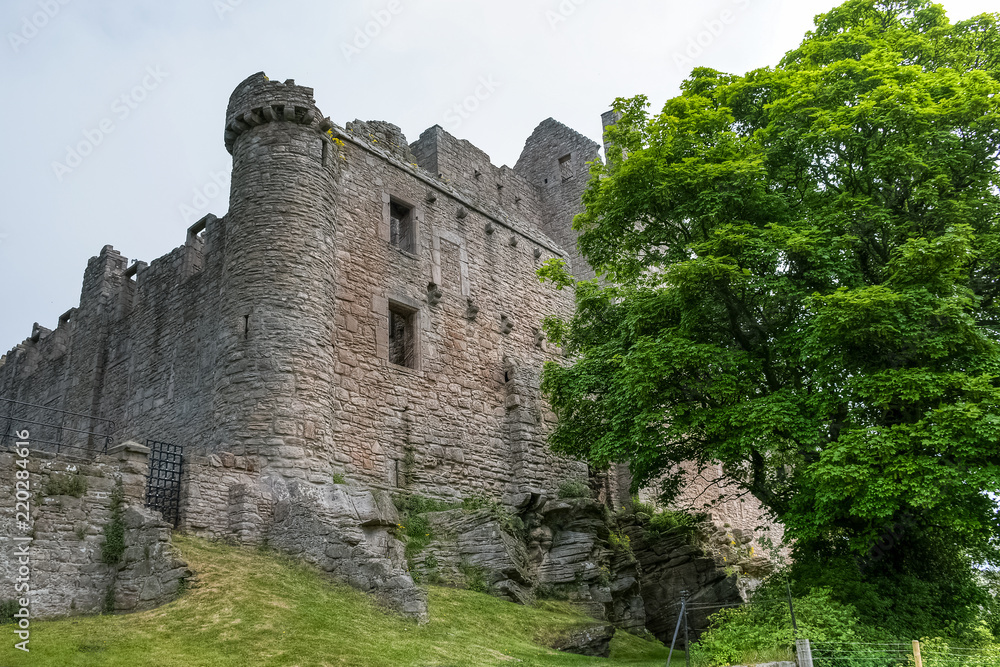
[214,73,340,473]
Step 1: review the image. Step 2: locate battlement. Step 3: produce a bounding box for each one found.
[224,72,331,154]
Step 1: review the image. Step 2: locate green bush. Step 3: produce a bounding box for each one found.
[461,494,525,539]
[608,531,634,560]
[392,493,462,565]
[648,509,702,536]
[459,562,490,594]
[401,514,433,559]
[689,586,861,667]
[45,471,88,497]
[331,473,346,485]
[557,480,589,499]
[392,493,461,516]
[0,599,19,624]
[919,635,1000,667]
[101,479,126,565]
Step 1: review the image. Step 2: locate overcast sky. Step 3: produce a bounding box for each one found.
[0,0,996,352]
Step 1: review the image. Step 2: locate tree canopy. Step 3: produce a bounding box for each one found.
[540,0,1000,578]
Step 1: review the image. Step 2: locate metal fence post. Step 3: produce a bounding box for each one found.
[666,591,687,667]
[796,638,813,667]
[683,590,691,667]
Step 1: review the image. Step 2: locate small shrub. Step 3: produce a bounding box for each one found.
[102,585,116,614]
[631,497,656,516]
[393,493,465,571]
[331,472,347,485]
[648,509,703,536]
[392,493,461,516]
[689,586,861,667]
[557,480,589,499]
[45,471,88,498]
[402,514,433,559]
[101,478,126,565]
[0,599,19,624]
[460,562,490,594]
[461,494,525,539]
[608,530,634,560]
[75,524,87,540]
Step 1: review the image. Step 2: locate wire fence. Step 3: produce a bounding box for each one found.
[810,641,912,666]
[666,592,1000,667]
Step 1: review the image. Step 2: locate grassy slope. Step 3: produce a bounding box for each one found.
[2,535,682,666]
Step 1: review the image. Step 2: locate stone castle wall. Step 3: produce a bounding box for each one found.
[0,72,606,618]
[0,73,599,513]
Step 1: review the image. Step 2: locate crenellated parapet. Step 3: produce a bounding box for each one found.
[223,72,333,153]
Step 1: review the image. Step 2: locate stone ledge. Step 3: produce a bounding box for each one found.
[106,440,151,458]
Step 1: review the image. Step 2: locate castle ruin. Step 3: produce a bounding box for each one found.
[1,73,778,636]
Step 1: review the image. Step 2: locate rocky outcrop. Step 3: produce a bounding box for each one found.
[402,492,778,641]
[407,495,646,633]
[548,623,617,657]
[265,480,428,621]
[627,522,741,644]
[408,508,536,604]
[527,497,646,634]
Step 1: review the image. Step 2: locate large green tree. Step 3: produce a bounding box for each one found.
[540,0,1000,582]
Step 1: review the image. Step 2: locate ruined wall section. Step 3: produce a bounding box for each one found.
[329,124,588,502]
[0,213,226,459]
[99,217,224,457]
[514,119,601,282]
[0,441,189,618]
[410,126,546,239]
[0,246,138,456]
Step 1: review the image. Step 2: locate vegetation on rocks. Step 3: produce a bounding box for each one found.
[0,535,679,666]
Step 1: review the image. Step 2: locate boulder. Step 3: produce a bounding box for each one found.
[548,623,616,657]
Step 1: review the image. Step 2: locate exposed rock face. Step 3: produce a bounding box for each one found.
[409,508,536,604]
[527,497,646,635]
[405,494,770,641]
[625,521,750,645]
[265,481,427,621]
[548,623,617,657]
[407,496,646,633]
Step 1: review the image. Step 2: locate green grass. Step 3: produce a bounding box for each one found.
[2,534,682,666]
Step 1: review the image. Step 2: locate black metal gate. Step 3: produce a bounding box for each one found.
[145,439,183,527]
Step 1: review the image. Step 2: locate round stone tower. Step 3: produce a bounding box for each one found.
[214,72,339,473]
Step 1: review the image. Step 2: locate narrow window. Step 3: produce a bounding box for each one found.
[388,304,417,368]
[558,154,573,181]
[389,201,415,253]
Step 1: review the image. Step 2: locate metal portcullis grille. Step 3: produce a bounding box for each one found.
[145,439,183,527]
